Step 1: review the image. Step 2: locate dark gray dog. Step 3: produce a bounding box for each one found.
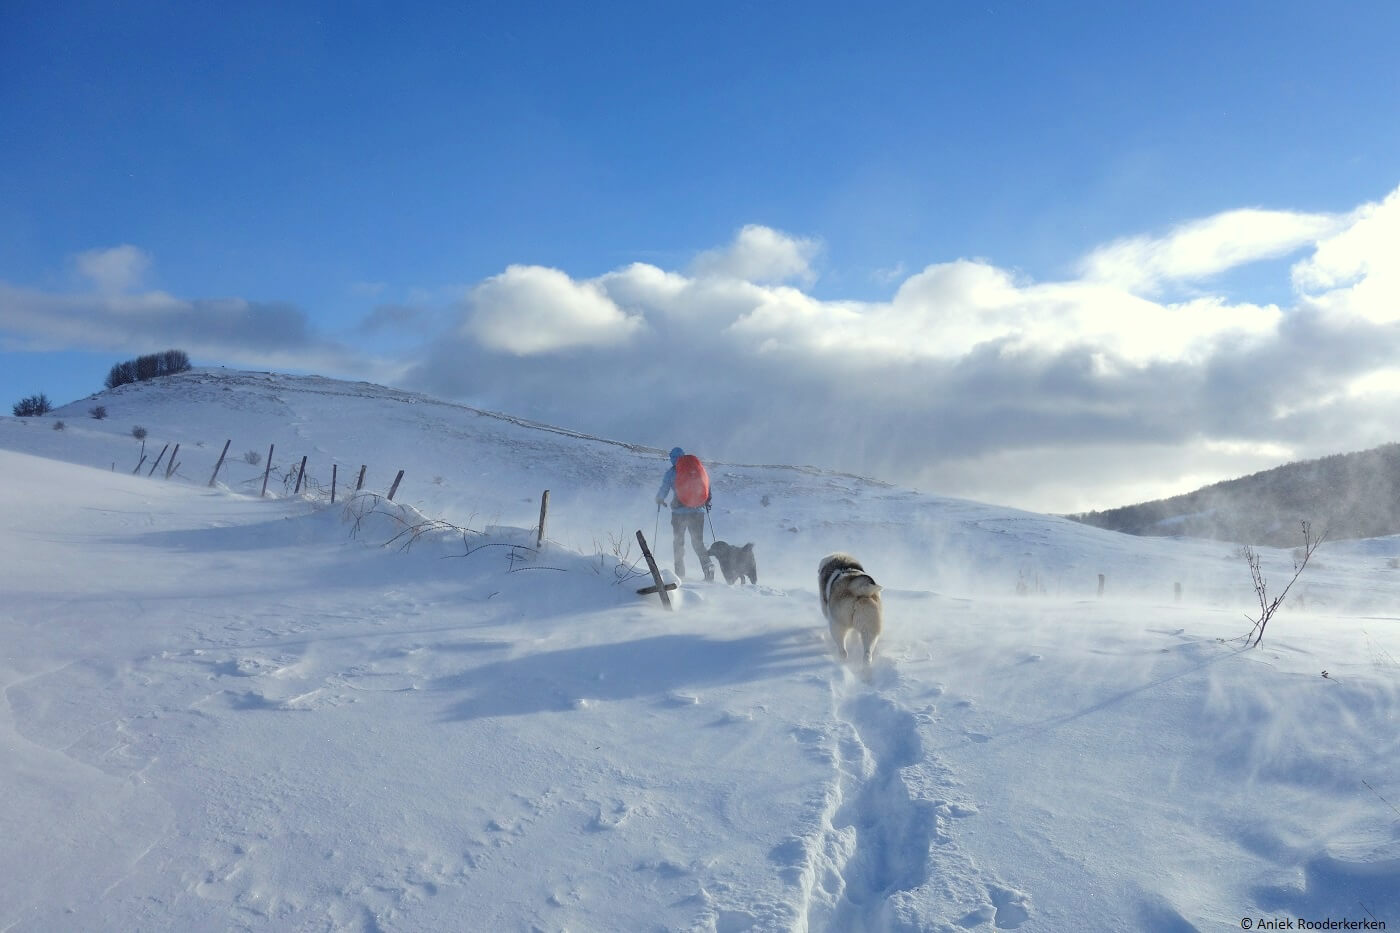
[707,541,758,584]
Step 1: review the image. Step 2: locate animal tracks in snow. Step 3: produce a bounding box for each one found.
[781,668,1033,931]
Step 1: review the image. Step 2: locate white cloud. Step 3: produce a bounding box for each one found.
[1292,188,1400,323]
[1079,208,1343,294]
[690,224,821,284]
[465,265,644,355]
[726,258,1280,366]
[75,245,152,294]
[596,263,690,313]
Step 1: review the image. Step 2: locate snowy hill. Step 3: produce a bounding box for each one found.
[1070,442,1400,547]
[3,369,1400,931]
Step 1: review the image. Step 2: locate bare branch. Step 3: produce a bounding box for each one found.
[1241,521,1326,647]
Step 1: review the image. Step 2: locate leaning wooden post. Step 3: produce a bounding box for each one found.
[293,455,308,494]
[536,490,550,548]
[1097,573,1105,598]
[636,530,672,610]
[387,469,404,501]
[147,442,168,476]
[331,464,338,504]
[356,465,367,491]
[165,443,181,479]
[261,443,275,497]
[131,454,147,475]
[208,439,231,487]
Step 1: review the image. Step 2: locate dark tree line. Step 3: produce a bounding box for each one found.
[105,349,191,389]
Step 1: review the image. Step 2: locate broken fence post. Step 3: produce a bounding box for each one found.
[356,464,366,491]
[387,469,404,501]
[165,443,181,479]
[261,443,275,497]
[209,439,231,487]
[635,530,672,610]
[331,464,337,504]
[537,490,550,549]
[293,455,308,495]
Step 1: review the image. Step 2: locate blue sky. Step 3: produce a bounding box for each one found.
[4,1,1400,513]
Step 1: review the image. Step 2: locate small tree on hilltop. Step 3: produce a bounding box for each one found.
[12,393,53,417]
[1240,520,1324,647]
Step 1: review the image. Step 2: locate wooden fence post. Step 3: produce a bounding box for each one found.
[148,443,169,477]
[293,455,308,494]
[165,443,181,479]
[1097,573,1105,598]
[636,530,672,610]
[356,465,367,491]
[331,464,337,504]
[387,469,404,501]
[147,442,168,476]
[261,443,274,497]
[209,439,231,487]
[132,454,147,475]
[1174,582,1182,603]
[537,490,550,548]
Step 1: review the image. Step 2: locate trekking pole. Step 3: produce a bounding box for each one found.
[654,502,661,544]
[705,505,717,545]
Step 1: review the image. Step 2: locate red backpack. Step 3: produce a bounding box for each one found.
[673,454,710,507]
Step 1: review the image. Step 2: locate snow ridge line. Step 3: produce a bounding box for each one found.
[119,370,898,486]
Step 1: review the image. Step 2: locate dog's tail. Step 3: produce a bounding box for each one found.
[846,574,882,600]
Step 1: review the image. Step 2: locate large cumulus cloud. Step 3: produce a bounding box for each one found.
[402,198,1400,512]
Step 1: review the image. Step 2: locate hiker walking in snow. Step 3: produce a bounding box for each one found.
[656,446,713,581]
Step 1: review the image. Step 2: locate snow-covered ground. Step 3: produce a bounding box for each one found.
[3,369,1399,932]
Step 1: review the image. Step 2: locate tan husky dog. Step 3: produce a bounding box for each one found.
[818,553,883,664]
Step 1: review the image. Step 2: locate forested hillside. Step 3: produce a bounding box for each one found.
[1069,443,1400,545]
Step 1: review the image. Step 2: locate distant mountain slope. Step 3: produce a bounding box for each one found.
[1068,443,1400,546]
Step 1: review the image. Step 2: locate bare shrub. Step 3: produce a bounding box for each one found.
[243,449,262,466]
[1240,521,1325,647]
[52,420,65,431]
[89,405,108,420]
[591,529,648,585]
[12,393,52,417]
